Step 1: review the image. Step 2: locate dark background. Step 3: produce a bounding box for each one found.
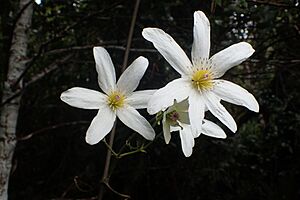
[1,0,299,199]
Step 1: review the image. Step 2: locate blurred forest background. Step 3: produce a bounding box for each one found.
[0,0,299,199]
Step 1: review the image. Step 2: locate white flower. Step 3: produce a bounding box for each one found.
[142,10,259,135]
[162,100,226,157]
[60,47,156,145]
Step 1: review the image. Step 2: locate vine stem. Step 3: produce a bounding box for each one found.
[98,0,141,199]
[98,122,117,200]
[122,0,141,71]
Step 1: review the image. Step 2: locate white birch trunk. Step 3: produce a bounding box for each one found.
[0,0,33,199]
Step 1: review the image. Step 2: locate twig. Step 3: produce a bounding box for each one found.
[102,138,119,157]
[248,59,300,64]
[12,2,121,90]
[246,0,297,8]
[98,122,117,200]
[122,0,141,70]
[50,198,97,200]
[45,45,156,56]
[17,120,89,141]
[102,181,131,199]
[117,133,137,155]
[73,176,91,192]
[98,0,141,199]
[114,116,160,158]
[1,54,73,107]
[118,147,146,159]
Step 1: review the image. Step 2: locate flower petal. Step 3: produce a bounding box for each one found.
[178,111,190,125]
[162,112,171,144]
[147,78,191,115]
[204,92,237,132]
[210,42,255,78]
[202,119,226,138]
[142,28,192,76]
[170,126,181,132]
[213,80,259,112]
[126,90,156,109]
[60,87,106,109]
[188,90,205,138]
[179,122,195,157]
[174,99,189,112]
[117,56,148,95]
[85,105,116,145]
[117,106,155,140]
[93,47,116,94]
[192,11,211,63]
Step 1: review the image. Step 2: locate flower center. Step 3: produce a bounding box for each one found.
[107,91,125,110]
[191,69,213,91]
[166,111,180,126]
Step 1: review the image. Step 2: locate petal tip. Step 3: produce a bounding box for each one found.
[93,46,110,63]
[137,56,149,67]
[60,88,72,102]
[142,28,155,39]
[229,120,238,133]
[93,46,105,54]
[148,132,155,141]
[240,42,255,56]
[249,96,260,112]
[142,27,165,41]
[85,135,98,145]
[184,151,193,157]
[60,92,66,101]
[194,10,210,25]
[220,134,227,139]
[232,126,237,133]
[252,104,260,113]
[147,106,156,115]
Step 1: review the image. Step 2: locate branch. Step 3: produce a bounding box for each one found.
[1,54,73,107]
[17,121,89,141]
[50,198,97,200]
[102,181,131,199]
[122,0,141,70]
[45,45,156,56]
[12,2,122,90]
[98,1,141,200]
[248,59,300,64]
[28,54,73,84]
[246,0,297,7]
[102,138,119,157]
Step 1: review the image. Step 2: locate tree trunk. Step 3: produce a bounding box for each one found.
[0,0,33,199]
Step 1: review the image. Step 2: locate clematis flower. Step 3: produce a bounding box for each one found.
[60,47,156,144]
[142,10,259,135]
[162,100,226,157]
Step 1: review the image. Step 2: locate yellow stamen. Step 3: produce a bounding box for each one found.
[191,69,213,91]
[107,91,125,110]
